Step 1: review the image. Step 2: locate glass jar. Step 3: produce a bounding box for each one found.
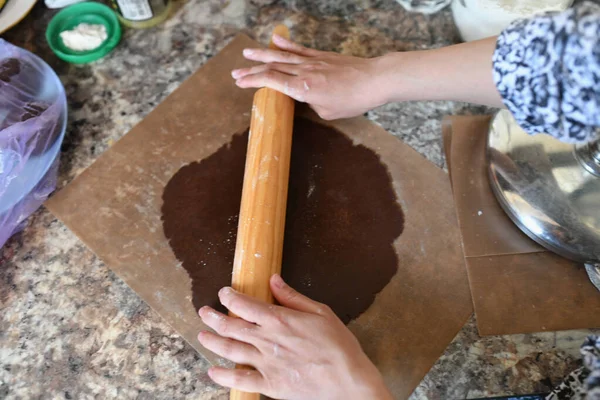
[452,0,573,42]
[109,0,172,29]
[395,0,453,14]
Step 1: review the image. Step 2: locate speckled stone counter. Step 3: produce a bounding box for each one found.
[1,1,597,399]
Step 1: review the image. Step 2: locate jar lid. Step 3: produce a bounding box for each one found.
[46,2,121,64]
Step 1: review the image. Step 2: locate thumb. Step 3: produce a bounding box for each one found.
[270,274,327,315]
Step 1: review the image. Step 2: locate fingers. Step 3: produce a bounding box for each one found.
[271,34,319,56]
[208,366,264,393]
[217,287,277,325]
[198,331,260,366]
[198,306,260,344]
[235,71,308,102]
[270,274,329,316]
[243,48,306,64]
[232,63,300,80]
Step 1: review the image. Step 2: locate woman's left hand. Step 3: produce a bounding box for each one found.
[232,34,391,120]
[197,274,392,400]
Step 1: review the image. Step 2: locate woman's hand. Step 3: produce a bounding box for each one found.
[233,35,505,116]
[231,34,391,120]
[198,274,392,400]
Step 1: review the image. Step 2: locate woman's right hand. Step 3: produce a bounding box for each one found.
[232,34,392,120]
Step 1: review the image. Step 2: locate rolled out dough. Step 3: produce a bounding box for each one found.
[161,118,404,323]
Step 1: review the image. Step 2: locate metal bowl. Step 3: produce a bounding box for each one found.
[487,110,600,264]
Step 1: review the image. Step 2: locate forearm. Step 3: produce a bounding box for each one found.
[347,352,394,400]
[376,36,504,107]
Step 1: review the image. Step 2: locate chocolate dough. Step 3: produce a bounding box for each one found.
[162,118,404,324]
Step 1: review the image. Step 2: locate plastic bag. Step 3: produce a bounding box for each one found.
[0,39,67,248]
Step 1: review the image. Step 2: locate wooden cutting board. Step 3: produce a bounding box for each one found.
[46,34,473,399]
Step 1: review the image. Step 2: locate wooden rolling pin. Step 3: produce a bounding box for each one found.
[230,25,295,400]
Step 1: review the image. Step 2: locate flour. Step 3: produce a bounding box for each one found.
[60,23,108,52]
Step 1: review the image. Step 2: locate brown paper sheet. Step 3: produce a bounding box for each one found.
[46,35,473,399]
[443,116,600,336]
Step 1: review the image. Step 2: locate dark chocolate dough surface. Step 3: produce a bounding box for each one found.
[162,118,404,324]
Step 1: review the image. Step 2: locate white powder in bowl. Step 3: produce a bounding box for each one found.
[59,23,108,52]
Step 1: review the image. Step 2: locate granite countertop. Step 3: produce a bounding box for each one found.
[0,0,597,399]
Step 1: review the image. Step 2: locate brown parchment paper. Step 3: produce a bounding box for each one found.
[46,35,473,399]
[443,115,600,336]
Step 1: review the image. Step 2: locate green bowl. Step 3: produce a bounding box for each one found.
[46,2,121,64]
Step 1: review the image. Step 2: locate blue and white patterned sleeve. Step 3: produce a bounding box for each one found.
[492,2,600,144]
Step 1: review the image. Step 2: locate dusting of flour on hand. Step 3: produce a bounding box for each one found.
[60,23,108,52]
